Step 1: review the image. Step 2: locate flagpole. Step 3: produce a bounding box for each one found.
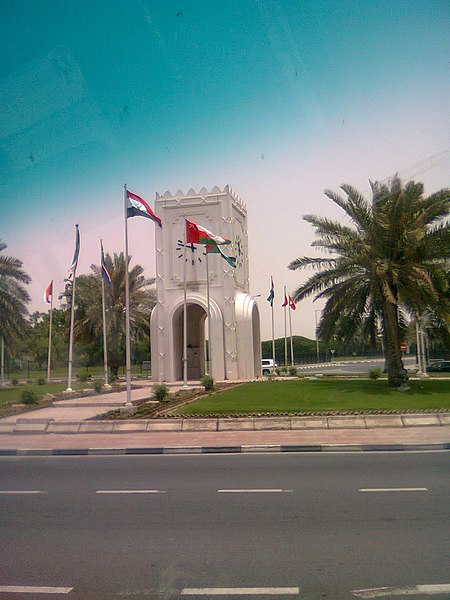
[183,218,188,386]
[46,287,53,383]
[100,240,110,389]
[66,225,78,392]
[288,298,294,367]
[270,278,275,368]
[283,285,288,367]
[205,250,212,376]
[123,185,134,411]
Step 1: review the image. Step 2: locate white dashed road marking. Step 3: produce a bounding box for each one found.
[95,490,166,494]
[181,588,299,595]
[0,585,73,594]
[0,491,46,495]
[358,488,428,493]
[217,489,292,493]
[352,584,450,597]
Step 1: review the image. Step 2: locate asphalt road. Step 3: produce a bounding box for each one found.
[0,452,449,599]
[297,357,417,374]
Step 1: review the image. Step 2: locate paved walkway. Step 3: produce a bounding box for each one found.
[0,382,449,455]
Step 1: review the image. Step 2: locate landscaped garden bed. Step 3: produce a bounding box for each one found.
[93,378,450,420]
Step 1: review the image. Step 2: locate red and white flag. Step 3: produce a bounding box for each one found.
[43,280,53,304]
[186,219,230,245]
[126,190,162,227]
[289,296,296,310]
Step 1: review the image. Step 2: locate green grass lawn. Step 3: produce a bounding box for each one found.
[174,379,450,416]
[0,381,90,409]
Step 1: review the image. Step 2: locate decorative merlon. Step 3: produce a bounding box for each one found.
[155,185,246,212]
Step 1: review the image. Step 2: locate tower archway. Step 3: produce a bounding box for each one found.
[172,302,207,381]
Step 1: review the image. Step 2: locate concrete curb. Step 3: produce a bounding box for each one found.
[1,443,449,456]
[1,413,449,435]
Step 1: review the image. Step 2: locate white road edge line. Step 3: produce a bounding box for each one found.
[95,490,166,494]
[217,489,293,493]
[0,491,46,495]
[358,488,428,492]
[352,583,450,597]
[0,585,73,594]
[181,587,299,595]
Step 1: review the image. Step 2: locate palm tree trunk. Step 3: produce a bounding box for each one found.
[383,299,408,387]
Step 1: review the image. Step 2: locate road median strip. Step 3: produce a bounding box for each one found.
[1,413,449,435]
[1,443,448,456]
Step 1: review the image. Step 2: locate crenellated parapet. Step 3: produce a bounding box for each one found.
[155,185,247,216]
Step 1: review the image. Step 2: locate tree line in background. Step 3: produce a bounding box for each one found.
[1,176,449,387]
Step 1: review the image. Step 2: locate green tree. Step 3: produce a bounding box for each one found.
[0,241,31,352]
[73,252,156,378]
[289,177,449,387]
[23,310,70,370]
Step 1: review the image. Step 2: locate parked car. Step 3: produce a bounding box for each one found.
[261,359,277,376]
[426,361,450,372]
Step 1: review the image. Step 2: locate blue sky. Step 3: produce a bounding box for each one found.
[1,0,449,340]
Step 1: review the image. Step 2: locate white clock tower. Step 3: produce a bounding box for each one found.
[150,185,261,382]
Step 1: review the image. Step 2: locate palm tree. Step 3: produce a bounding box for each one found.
[289,177,449,387]
[74,252,156,378]
[0,240,31,348]
[0,241,31,383]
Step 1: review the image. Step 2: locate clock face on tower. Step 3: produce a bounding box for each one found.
[235,235,244,269]
[175,239,207,266]
[234,218,246,285]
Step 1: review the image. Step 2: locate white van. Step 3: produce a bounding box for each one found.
[261,359,277,376]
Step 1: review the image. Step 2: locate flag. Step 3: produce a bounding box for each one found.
[289,296,296,310]
[43,280,53,304]
[282,292,288,307]
[267,277,274,306]
[100,240,111,285]
[68,224,80,280]
[206,243,236,268]
[186,219,230,246]
[126,190,162,227]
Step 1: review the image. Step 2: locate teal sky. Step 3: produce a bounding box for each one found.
[1,0,449,339]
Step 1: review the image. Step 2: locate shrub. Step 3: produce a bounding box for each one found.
[93,379,103,393]
[153,383,168,401]
[12,378,19,386]
[78,371,91,382]
[21,386,39,405]
[37,378,45,385]
[289,367,297,377]
[369,368,382,380]
[200,374,214,392]
[275,368,281,376]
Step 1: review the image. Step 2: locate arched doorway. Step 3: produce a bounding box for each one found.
[172,302,207,381]
[252,303,261,376]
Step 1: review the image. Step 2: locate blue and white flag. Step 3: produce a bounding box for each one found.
[68,225,80,280]
[100,240,111,285]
